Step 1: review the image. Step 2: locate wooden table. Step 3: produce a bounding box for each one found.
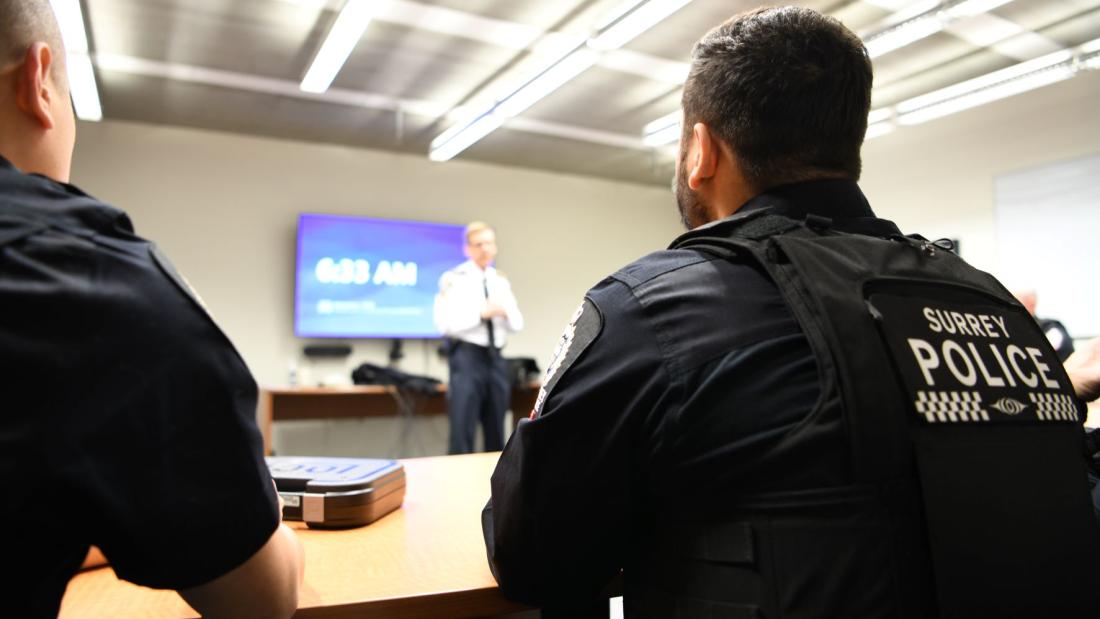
[258,384,540,455]
[59,453,531,618]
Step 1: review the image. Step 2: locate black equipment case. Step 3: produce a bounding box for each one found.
[266,456,405,529]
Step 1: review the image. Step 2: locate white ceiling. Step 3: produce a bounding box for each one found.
[79,0,1100,185]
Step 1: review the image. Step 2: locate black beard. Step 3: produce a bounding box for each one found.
[675,157,707,230]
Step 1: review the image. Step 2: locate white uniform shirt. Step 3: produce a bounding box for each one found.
[434,260,524,348]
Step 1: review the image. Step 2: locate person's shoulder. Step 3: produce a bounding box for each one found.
[607,248,721,289]
[580,248,718,314]
[0,195,147,276]
[489,266,517,286]
[587,245,775,326]
[2,193,214,336]
[439,261,467,281]
[1,164,132,229]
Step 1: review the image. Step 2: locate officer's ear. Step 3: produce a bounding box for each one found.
[686,122,719,191]
[13,42,60,130]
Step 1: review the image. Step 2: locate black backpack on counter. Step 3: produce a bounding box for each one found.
[350,362,442,395]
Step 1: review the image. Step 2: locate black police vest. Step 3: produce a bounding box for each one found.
[634,210,1100,619]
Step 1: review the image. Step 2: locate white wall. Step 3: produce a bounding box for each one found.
[860,69,1100,279]
[69,119,681,455]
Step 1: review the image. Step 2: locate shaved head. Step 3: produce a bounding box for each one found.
[0,0,66,87]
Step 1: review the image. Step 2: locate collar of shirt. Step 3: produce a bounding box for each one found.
[0,152,135,237]
[679,179,902,242]
[455,260,496,279]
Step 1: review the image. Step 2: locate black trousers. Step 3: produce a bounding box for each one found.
[447,341,510,454]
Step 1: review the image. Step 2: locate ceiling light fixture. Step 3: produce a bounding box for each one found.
[863,0,1016,59]
[867,108,893,125]
[945,0,1014,19]
[642,110,681,146]
[1080,37,1100,70]
[865,122,896,140]
[588,0,695,52]
[49,0,101,121]
[429,0,695,162]
[300,0,377,93]
[864,14,945,58]
[895,48,1079,125]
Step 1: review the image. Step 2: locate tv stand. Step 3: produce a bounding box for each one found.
[257,382,540,455]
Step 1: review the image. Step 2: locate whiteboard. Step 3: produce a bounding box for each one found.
[994,153,1100,339]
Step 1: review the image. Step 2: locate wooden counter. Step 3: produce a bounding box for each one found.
[59,453,530,618]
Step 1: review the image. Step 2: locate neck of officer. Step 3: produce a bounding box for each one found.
[707,169,854,224]
[695,154,759,224]
[0,127,69,184]
[0,82,71,183]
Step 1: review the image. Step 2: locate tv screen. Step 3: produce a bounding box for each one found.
[294,214,466,338]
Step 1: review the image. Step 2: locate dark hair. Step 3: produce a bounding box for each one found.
[682,6,872,189]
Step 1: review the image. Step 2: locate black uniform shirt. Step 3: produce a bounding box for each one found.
[0,155,279,618]
[483,180,903,607]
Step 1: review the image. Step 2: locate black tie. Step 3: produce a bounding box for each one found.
[483,275,496,350]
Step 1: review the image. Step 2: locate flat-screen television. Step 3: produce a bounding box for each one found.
[294,213,466,338]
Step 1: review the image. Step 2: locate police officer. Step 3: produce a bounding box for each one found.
[0,2,302,616]
[483,6,1100,618]
[434,222,524,454]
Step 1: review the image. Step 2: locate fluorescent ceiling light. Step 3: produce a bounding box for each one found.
[642,110,680,146]
[865,122,896,139]
[644,124,680,147]
[895,46,1081,126]
[66,54,102,121]
[589,0,694,51]
[865,15,944,58]
[594,0,646,31]
[896,48,1072,114]
[429,113,506,162]
[862,0,1017,59]
[888,35,1097,128]
[867,107,893,124]
[495,50,599,118]
[945,0,1013,19]
[50,0,89,53]
[429,49,599,162]
[1083,51,1100,71]
[430,0,695,162]
[300,0,377,93]
[49,0,101,121]
[897,65,1074,125]
[644,110,679,134]
[864,0,919,9]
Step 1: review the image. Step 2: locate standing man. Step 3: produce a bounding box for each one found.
[0,2,302,617]
[435,222,524,454]
[483,6,1100,618]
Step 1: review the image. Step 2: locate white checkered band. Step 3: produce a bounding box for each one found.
[1029,393,1079,422]
[915,391,989,423]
